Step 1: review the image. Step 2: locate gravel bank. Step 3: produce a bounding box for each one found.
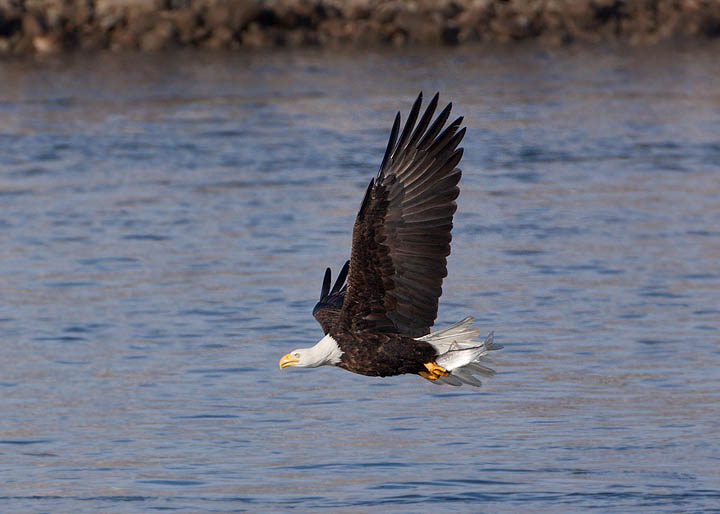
[1,0,720,54]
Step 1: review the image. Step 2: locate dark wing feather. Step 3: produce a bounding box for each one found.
[312,260,349,334]
[339,92,464,337]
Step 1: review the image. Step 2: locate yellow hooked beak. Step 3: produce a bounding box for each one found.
[279,354,298,369]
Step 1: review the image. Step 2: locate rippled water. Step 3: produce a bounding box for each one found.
[1,44,719,511]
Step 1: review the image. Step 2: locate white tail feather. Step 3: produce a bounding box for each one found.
[418,317,501,387]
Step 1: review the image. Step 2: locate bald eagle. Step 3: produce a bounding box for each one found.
[279,93,501,387]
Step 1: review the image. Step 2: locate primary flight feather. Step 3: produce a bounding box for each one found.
[279,93,501,386]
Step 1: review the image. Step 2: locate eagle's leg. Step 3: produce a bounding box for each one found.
[419,361,449,381]
[424,361,449,376]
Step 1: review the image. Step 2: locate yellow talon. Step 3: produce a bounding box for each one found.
[423,361,449,377]
[419,362,450,381]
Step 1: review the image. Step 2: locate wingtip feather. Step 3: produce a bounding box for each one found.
[331,260,349,295]
[321,267,331,300]
[358,178,374,217]
[380,112,401,174]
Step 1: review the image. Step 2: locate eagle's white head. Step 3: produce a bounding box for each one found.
[279,334,343,369]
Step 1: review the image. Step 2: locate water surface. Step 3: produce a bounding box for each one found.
[1,44,719,511]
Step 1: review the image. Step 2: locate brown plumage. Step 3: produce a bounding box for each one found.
[311,92,465,377]
[312,261,348,335]
[281,93,500,385]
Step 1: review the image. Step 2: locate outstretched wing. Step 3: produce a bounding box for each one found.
[339,92,465,338]
[312,260,349,334]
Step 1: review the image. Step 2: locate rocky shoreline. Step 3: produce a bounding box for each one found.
[1,0,720,54]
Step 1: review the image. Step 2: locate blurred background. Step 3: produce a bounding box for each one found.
[1,1,719,512]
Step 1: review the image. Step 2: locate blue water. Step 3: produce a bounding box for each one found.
[1,44,719,511]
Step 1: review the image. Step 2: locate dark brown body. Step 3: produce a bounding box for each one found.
[308,93,465,380]
[333,330,438,377]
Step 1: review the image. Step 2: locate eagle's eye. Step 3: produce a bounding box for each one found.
[293,352,301,359]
